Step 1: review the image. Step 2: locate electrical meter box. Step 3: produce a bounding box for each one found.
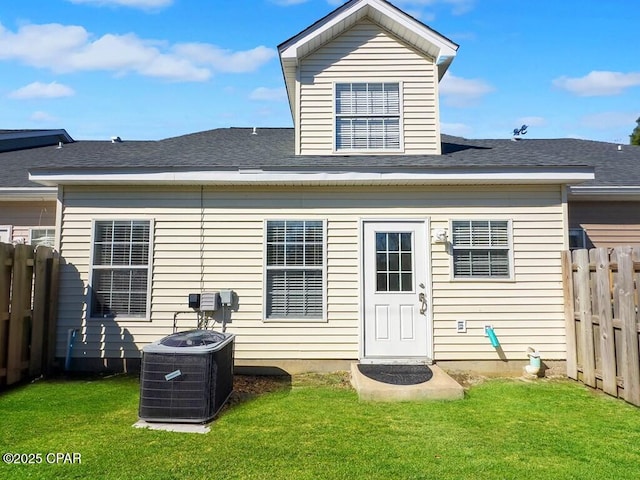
[219,289,234,306]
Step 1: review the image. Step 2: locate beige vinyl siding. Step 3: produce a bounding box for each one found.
[569,201,640,248]
[56,184,567,363]
[297,19,440,155]
[0,201,55,243]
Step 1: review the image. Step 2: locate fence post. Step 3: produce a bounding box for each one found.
[619,247,640,405]
[44,251,60,375]
[594,248,617,396]
[562,250,578,379]
[574,248,596,387]
[0,243,13,386]
[30,246,53,377]
[6,244,34,385]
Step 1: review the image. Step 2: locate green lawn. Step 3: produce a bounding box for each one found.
[1,373,640,479]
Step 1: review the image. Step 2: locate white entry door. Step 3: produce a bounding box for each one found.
[363,221,430,362]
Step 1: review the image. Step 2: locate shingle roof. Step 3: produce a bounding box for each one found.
[0,128,73,153]
[1,127,639,188]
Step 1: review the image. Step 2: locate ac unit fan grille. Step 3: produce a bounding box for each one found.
[139,353,217,422]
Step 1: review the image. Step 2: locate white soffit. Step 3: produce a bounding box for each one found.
[0,187,57,201]
[568,185,640,201]
[29,168,594,187]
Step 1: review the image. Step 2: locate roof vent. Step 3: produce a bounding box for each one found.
[252,127,257,135]
[618,145,623,151]
[111,136,122,143]
[56,141,63,149]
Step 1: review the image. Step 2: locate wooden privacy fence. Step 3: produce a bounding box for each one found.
[562,246,640,406]
[0,243,59,388]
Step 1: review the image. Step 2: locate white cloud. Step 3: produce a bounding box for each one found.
[9,81,75,99]
[553,71,640,97]
[30,111,58,122]
[440,122,472,137]
[393,0,474,16]
[67,0,173,10]
[249,87,287,102]
[0,22,275,82]
[439,73,493,107]
[517,116,546,128]
[580,111,638,130]
[172,44,276,73]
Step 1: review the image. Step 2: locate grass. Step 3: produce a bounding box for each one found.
[1,374,640,480]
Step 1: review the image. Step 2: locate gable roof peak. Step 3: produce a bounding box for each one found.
[278,0,458,76]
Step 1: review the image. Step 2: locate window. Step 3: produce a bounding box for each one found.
[265,220,324,320]
[29,227,55,247]
[90,220,152,319]
[0,225,11,244]
[451,220,512,279]
[335,82,400,151]
[569,227,587,250]
[376,232,413,292]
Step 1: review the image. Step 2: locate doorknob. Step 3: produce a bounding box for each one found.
[418,292,427,315]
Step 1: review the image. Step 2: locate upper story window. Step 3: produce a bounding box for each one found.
[451,220,512,280]
[335,82,401,151]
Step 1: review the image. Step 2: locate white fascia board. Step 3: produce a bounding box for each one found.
[1,129,72,142]
[568,185,640,200]
[29,168,594,187]
[0,187,57,201]
[279,0,457,62]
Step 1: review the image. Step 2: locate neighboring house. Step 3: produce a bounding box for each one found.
[21,0,636,375]
[566,142,640,248]
[0,129,73,245]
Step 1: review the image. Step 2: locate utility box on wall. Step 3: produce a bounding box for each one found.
[188,291,221,312]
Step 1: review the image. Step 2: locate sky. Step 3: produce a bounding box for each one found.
[0,0,639,143]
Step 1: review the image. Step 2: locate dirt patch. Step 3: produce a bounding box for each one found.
[227,375,292,406]
[445,371,487,389]
[227,371,353,406]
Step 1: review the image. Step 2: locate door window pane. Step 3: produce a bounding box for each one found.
[376,232,413,292]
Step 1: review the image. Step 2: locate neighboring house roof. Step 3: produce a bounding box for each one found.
[0,129,73,153]
[0,128,73,200]
[278,0,459,116]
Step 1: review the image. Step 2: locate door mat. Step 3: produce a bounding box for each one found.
[357,364,433,385]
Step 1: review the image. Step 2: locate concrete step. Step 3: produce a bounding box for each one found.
[350,362,464,401]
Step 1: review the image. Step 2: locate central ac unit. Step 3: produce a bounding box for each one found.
[138,329,235,423]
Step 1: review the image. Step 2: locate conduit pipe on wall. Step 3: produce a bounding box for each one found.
[485,326,500,348]
[65,329,78,371]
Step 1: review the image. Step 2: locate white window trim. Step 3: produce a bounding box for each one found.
[333,80,404,154]
[0,225,12,244]
[29,226,56,247]
[262,219,328,323]
[88,218,154,322]
[448,219,515,282]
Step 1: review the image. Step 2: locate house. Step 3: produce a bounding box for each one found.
[566,141,640,248]
[0,129,73,245]
[19,0,615,375]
